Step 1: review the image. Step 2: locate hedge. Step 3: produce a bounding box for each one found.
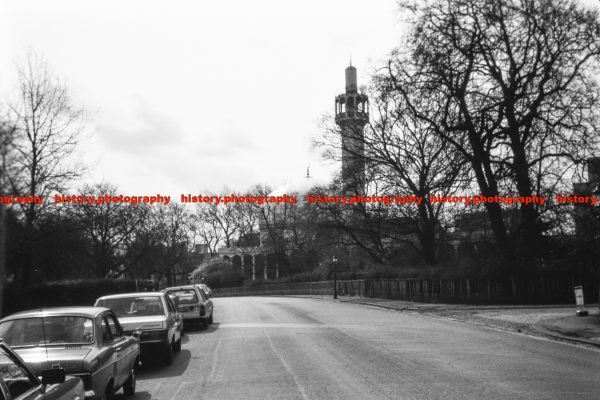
[2,278,153,317]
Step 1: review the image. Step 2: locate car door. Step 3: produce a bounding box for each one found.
[96,315,118,393]
[163,296,180,343]
[105,313,132,388]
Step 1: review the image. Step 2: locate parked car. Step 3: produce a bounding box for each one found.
[0,339,85,400]
[194,284,213,299]
[164,285,214,328]
[94,293,182,365]
[0,307,139,400]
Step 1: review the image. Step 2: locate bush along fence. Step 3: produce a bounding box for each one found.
[214,275,599,305]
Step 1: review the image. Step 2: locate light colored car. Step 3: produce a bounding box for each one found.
[94,293,182,365]
[0,307,139,400]
[164,285,213,328]
[0,339,85,400]
[194,284,213,299]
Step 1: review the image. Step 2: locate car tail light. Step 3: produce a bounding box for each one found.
[141,329,168,341]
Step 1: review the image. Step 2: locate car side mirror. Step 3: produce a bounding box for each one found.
[132,329,143,340]
[42,368,66,385]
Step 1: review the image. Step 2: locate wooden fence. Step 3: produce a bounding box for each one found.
[214,275,599,304]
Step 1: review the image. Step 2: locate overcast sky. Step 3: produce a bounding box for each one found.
[0,0,402,195]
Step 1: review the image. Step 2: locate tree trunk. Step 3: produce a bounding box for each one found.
[0,205,6,315]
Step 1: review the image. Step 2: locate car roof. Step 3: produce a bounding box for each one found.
[0,306,109,321]
[96,292,165,300]
[164,285,197,291]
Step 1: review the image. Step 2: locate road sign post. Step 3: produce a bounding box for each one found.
[573,286,588,316]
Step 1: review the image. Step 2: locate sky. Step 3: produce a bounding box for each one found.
[0,0,402,195]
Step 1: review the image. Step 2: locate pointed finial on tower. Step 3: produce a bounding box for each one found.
[345,63,358,93]
[349,57,352,67]
[306,163,310,179]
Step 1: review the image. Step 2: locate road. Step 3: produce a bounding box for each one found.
[117,296,600,400]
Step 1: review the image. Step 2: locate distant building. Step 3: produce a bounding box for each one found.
[573,157,600,238]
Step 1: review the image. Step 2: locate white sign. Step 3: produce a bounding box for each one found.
[574,286,584,308]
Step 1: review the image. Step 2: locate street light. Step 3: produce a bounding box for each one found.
[332,256,338,299]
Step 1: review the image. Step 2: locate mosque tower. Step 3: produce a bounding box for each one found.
[335,64,369,193]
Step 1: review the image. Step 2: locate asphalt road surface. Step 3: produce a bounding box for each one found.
[116,296,600,400]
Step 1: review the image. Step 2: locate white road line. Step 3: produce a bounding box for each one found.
[218,323,324,328]
[207,337,222,383]
[265,331,310,400]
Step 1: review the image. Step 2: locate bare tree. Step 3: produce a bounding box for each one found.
[6,52,84,284]
[235,187,262,240]
[0,122,15,313]
[190,209,224,256]
[72,183,148,278]
[153,204,193,285]
[194,188,241,249]
[385,0,600,263]
[317,76,469,265]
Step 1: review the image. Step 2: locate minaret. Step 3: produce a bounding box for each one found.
[335,64,369,193]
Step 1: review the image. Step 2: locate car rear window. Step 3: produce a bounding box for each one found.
[96,296,165,317]
[0,316,94,346]
[166,289,199,305]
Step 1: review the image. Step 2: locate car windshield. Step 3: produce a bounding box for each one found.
[0,316,94,347]
[166,289,198,305]
[97,296,165,317]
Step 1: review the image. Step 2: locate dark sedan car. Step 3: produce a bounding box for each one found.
[0,307,140,400]
[0,339,85,400]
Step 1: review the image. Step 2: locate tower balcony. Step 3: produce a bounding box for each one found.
[335,92,369,126]
[335,111,369,126]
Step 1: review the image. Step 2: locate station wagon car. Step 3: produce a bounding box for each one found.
[164,285,213,328]
[0,339,85,400]
[0,307,140,400]
[195,284,213,299]
[94,293,182,365]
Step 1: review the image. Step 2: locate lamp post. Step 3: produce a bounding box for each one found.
[332,256,338,299]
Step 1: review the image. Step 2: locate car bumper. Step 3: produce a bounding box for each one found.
[179,310,201,319]
[140,340,171,350]
[182,315,204,323]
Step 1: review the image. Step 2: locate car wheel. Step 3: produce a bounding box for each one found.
[208,313,213,324]
[123,366,136,396]
[173,337,182,352]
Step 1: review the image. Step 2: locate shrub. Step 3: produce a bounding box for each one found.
[2,278,151,317]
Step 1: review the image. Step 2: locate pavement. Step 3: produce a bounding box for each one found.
[332,296,600,348]
[115,296,600,400]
